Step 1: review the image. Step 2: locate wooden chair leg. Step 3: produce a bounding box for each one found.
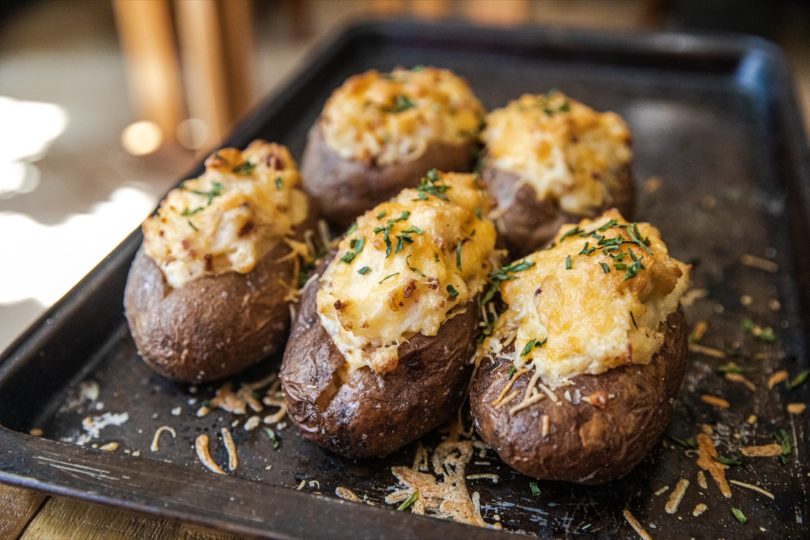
[112,0,185,140]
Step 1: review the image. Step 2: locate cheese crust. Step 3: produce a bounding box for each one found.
[142,141,309,288]
[317,171,501,373]
[482,92,632,215]
[478,209,689,388]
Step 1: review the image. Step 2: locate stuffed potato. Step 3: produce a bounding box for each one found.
[124,141,318,383]
[470,210,689,484]
[281,171,501,458]
[301,67,485,228]
[481,92,635,257]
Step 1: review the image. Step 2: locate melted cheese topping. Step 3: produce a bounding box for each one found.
[479,209,689,388]
[320,67,484,166]
[142,141,309,288]
[317,171,500,373]
[482,92,632,215]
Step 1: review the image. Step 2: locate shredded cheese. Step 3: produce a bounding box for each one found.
[150,425,177,453]
[664,478,689,514]
[195,434,226,475]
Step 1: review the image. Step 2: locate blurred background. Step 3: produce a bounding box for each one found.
[0,0,808,351]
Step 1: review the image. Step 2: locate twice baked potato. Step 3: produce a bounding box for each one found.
[470,210,689,484]
[125,141,318,383]
[281,171,501,458]
[301,67,485,228]
[480,92,635,257]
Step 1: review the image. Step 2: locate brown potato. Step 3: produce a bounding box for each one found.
[482,164,634,257]
[470,310,687,484]
[280,260,477,458]
[301,124,477,229]
[124,209,318,384]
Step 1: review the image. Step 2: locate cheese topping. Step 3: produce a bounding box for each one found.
[479,209,689,388]
[317,171,501,373]
[482,92,632,215]
[142,141,309,288]
[320,67,484,166]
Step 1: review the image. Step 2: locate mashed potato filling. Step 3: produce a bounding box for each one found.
[482,92,631,215]
[142,141,309,288]
[321,67,484,166]
[318,171,500,373]
[480,210,689,389]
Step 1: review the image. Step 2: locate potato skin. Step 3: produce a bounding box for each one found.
[481,164,634,258]
[124,209,319,384]
[280,264,477,458]
[470,309,687,484]
[301,124,477,229]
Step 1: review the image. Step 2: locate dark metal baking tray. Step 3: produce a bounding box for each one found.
[1,19,808,539]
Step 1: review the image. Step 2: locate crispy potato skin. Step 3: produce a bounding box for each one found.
[280,265,477,458]
[470,309,687,484]
[301,124,477,229]
[124,208,319,383]
[481,164,634,258]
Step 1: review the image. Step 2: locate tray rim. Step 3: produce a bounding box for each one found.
[1,17,809,539]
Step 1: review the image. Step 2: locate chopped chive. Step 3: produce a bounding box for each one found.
[521,339,537,356]
[508,365,516,379]
[386,94,416,113]
[181,207,203,217]
[714,454,742,466]
[346,222,358,235]
[264,427,280,450]
[378,272,399,284]
[789,370,809,389]
[559,226,582,242]
[397,490,419,511]
[600,262,610,273]
[377,210,387,219]
[597,219,618,232]
[669,435,697,449]
[274,176,284,190]
[475,207,482,219]
[731,507,747,524]
[406,254,424,277]
[446,284,459,300]
[401,225,423,234]
[187,219,198,231]
[774,429,792,464]
[614,262,627,270]
[456,239,463,270]
[529,481,541,496]
[357,266,371,275]
[629,311,638,329]
[565,255,572,269]
[232,161,255,175]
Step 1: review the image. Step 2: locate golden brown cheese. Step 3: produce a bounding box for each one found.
[142,141,309,288]
[482,92,632,215]
[317,171,501,373]
[320,67,484,166]
[478,209,689,388]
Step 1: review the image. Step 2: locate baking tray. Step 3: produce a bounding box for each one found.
[1,19,808,539]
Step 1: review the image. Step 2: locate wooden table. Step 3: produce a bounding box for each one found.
[0,483,239,539]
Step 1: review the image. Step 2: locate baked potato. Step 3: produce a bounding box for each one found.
[124,141,319,383]
[480,92,635,257]
[470,210,689,484]
[281,171,502,458]
[301,67,485,228]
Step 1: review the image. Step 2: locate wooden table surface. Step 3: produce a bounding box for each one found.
[0,483,240,539]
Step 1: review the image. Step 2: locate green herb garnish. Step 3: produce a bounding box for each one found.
[629,310,638,329]
[520,338,545,356]
[386,94,416,113]
[714,454,742,467]
[232,161,255,175]
[529,481,541,496]
[274,176,283,190]
[447,284,459,300]
[559,226,582,242]
[508,366,516,379]
[406,254,424,277]
[377,210,387,219]
[669,435,697,449]
[357,266,371,275]
[565,255,572,270]
[264,427,280,450]
[481,260,536,305]
[189,181,225,205]
[187,219,198,231]
[397,490,419,511]
[599,262,610,273]
[774,429,792,464]
[340,237,365,263]
[378,272,399,284]
[456,240,463,270]
[415,168,450,201]
[789,370,809,389]
[731,507,747,524]
[181,207,203,217]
